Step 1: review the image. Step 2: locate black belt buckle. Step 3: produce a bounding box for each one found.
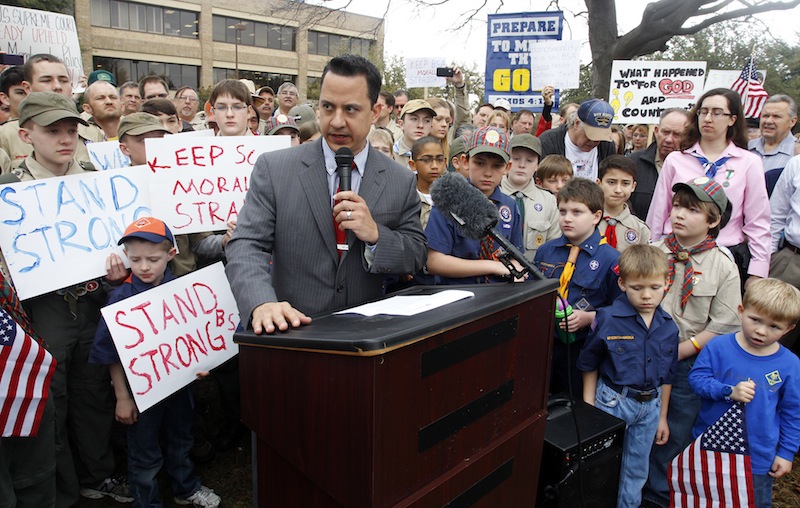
[632,390,657,402]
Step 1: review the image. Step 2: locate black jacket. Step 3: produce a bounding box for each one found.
[628,142,659,220]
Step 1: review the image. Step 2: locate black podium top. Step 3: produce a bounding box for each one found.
[234,280,557,355]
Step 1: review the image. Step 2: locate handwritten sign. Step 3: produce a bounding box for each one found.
[88,141,130,171]
[145,136,289,234]
[485,11,563,113]
[101,263,240,412]
[609,60,707,124]
[405,57,446,89]
[530,39,581,90]
[0,6,84,90]
[172,129,215,138]
[0,166,151,300]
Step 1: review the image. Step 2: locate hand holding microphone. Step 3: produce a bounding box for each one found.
[333,147,380,245]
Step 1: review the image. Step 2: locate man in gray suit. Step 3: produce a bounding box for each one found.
[225,54,427,333]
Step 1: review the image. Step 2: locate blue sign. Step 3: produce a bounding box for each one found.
[485,11,564,113]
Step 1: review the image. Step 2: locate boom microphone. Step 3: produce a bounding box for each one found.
[335,147,354,192]
[430,172,546,280]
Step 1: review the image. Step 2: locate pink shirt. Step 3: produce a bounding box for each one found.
[646,142,771,278]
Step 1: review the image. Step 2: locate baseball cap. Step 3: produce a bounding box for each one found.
[18,92,89,127]
[118,217,175,246]
[468,126,510,163]
[577,99,614,142]
[256,86,275,96]
[449,134,468,158]
[88,69,117,87]
[493,98,512,112]
[399,99,435,119]
[265,114,299,135]
[510,133,542,158]
[672,176,732,228]
[288,104,316,126]
[118,112,170,139]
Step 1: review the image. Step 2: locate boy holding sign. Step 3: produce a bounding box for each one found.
[90,217,221,508]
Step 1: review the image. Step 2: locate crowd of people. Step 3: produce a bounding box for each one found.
[1,50,800,508]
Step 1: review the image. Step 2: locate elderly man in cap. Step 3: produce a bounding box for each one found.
[539,98,617,181]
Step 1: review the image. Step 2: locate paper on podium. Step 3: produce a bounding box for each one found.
[335,290,474,316]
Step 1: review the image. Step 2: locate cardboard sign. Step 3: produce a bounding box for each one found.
[609,60,707,123]
[101,263,240,412]
[0,6,84,90]
[0,166,151,300]
[144,136,290,234]
[485,11,564,112]
[405,57,447,89]
[530,39,581,90]
[88,141,130,171]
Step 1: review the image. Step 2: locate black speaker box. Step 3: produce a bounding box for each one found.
[537,397,625,508]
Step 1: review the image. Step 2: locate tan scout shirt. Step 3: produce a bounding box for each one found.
[417,189,433,231]
[0,120,104,171]
[653,240,741,343]
[500,176,560,260]
[599,204,651,253]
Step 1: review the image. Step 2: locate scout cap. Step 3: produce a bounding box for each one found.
[577,99,614,142]
[265,114,299,135]
[238,79,265,107]
[449,134,468,158]
[118,217,175,246]
[510,133,542,158]
[288,104,316,126]
[468,126,510,163]
[18,92,89,127]
[88,69,117,86]
[399,99,435,119]
[118,112,170,139]
[672,176,732,229]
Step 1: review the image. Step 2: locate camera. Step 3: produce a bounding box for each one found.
[436,67,454,78]
[0,54,25,66]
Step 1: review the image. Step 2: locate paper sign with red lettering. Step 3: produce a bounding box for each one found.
[0,6,84,90]
[609,60,707,124]
[0,165,151,300]
[144,136,290,234]
[101,263,240,412]
[405,57,447,88]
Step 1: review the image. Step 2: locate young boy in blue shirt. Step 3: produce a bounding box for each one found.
[90,217,221,508]
[425,126,524,284]
[578,245,679,508]
[534,178,622,396]
[689,278,800,508]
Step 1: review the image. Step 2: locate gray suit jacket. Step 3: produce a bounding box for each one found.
[225,139,427,322]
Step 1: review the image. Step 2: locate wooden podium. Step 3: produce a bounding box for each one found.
[235,281,557,507]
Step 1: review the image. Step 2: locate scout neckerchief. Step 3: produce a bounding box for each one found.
[664,233,717,312]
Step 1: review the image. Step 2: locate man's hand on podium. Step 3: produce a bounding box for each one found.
[251,301,312,334]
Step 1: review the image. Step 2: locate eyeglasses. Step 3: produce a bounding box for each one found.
[213,104,248,113]
[696,108,732,119]
[145,93,169,100]
[177,96,198,103]
[415,155,446,164]
[279,91,297,97]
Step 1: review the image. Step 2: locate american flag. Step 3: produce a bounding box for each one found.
[669,402,755,507]
[0,308,55,437]
[731,59,769,118]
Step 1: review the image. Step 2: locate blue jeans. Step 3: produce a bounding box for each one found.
[643,359,701,507]
[595,378,661,508]
[127,388,200,508]
[752,474,773,508]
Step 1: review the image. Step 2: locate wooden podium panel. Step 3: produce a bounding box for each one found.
[236,282,557,507]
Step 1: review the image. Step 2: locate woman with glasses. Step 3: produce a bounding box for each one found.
[647,88,769,290]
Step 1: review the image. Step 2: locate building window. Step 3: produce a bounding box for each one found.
[211,16,296,52]
[93,56,199,90]
[307,30,371,58]
[91,0,198,38]
[213,68,296,92]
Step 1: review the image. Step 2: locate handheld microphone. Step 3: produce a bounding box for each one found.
[334,147,354,192]
[430,172,546,280]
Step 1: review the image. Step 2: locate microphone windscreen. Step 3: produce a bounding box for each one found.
[335,146,354,162]
[430,172,499,239]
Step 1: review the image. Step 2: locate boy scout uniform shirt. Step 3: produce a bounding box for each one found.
[417,189,433,231]
[534,229,622,340]
[0,119,104,171]
[14,154,93,181]
[500,176,561,260]
[425,186,523,285]
[653,239,741,343]
[598,204,651,253]
[392,137,413,169]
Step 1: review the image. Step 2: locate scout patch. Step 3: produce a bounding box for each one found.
[765,370,782,386]
[589,260,600,271]
[534,203,543,212]
[535,233,545,246]
[499,205,512,223]
[574,298,592,311]
[625,230,638,243]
